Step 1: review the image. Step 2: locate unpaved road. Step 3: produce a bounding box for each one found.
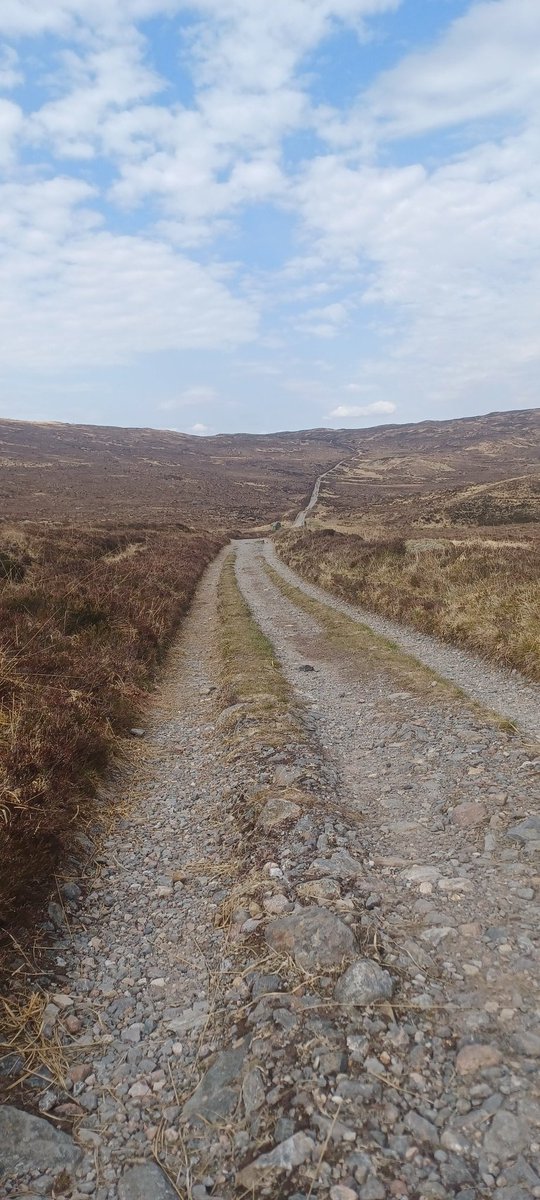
[4,538,540,1200]
[293,460,347,527]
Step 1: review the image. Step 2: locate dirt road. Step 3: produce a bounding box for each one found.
[4,538,540,1200]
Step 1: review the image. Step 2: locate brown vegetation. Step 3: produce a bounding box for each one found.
[0,521,223,929]
[276,528,540,681]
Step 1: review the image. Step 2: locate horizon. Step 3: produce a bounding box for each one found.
[0,1,539,435]
[1,400,537,441]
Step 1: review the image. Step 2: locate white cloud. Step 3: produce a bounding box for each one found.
[296,300,349,338]
[329,400,396,417]
[0,46,22,89]
[191,422,210,434]
[0,179,256,369]
[158,386,218,410]
[0,99,23,167]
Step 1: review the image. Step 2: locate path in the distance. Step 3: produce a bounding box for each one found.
[235,536,540,1194]
[293,459,347,527]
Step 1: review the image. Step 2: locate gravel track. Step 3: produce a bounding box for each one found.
[234,537,540,1198]
[5,538,540,1200]
[265,540,540,742]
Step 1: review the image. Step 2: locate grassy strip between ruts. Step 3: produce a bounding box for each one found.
[217,550,291,709]
[0,520,224,931]
[276,528,540,682]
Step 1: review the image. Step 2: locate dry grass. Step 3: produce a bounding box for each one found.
[0,520,223,928]
[217,552,291,708]
[276,529,540,681]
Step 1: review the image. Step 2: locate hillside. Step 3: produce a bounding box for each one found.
[1,407,538,532]
[308,407,540,539]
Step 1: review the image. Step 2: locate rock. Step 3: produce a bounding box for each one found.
[258,797,301,829]
[330,1187,358,1200]
[62,882,81,901]
[130,727,146,738]
[47,901,65,929]
[165,1004,208,1036]
[456,1043,503,1074]
[0,1106,82,1176]
[242,1067,266,1115]
[308,850,363,881]
[275,765,304,785]
[405,1111,439,1145]
[265,906,355,970]
[297,877,340,904]
[484,1110,529,1161]
[119,1164,179,1199]
[335,959,394,1007]
[237,1131,315,1188]
[51,993,73,1009]
[507,817,540,843]
[451,802,487,828]
[263,893,293,915]
[402,865,440,884]
[182,1043,247,1123]
[250,972,283,998]
[511,1030,540,1057]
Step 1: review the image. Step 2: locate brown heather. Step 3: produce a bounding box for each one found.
[0,522,223,927]
[277,528,540,682]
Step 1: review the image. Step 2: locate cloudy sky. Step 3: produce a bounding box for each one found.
[0,0,538,434]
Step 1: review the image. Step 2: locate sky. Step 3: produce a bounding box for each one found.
[0,0,539,435]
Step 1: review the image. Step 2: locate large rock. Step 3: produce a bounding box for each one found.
[484,1110,529,1161]
[334,958,394,1007]
[297,877,341,904]
[265,906,355,970]
[451,802,487,828]
[308,850,363,881]
[182,1042,247,1123]
[506,817,540,844]
[0,1105,82,1176]
[119,1164,179,1200]
[258,796,301,830]
[237,1131,315,1189]
[455,1043,502,1074]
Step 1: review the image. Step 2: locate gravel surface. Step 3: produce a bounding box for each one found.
[266,540,540,741]
[4,538,540,1200]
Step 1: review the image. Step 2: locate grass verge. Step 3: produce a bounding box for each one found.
[0,520,223,930]
[276,528,540,681]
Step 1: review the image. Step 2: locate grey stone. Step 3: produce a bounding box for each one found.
[511,1029,540,1057]
[182,1043,247,1123]
[237,1131,315,1188]
[250,971,283,998]
[118,1164,178,1200]
[0,1106,82,1176]
[258,796,301,829]
[334,959,394,1007]
[506,817,540,843]
[297,877,341,904]
[405,1110,439,1145]
[242,1067,266,1115]
[47,901,65,929]
[308,850,363,881]
[484,1110,529,1161]
[265,906,356,970]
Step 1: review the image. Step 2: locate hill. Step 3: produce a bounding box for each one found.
[1,407,538,532]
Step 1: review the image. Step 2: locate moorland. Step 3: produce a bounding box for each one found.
[0,406,538,931]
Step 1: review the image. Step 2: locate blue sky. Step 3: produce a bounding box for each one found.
[0,0,538,434]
